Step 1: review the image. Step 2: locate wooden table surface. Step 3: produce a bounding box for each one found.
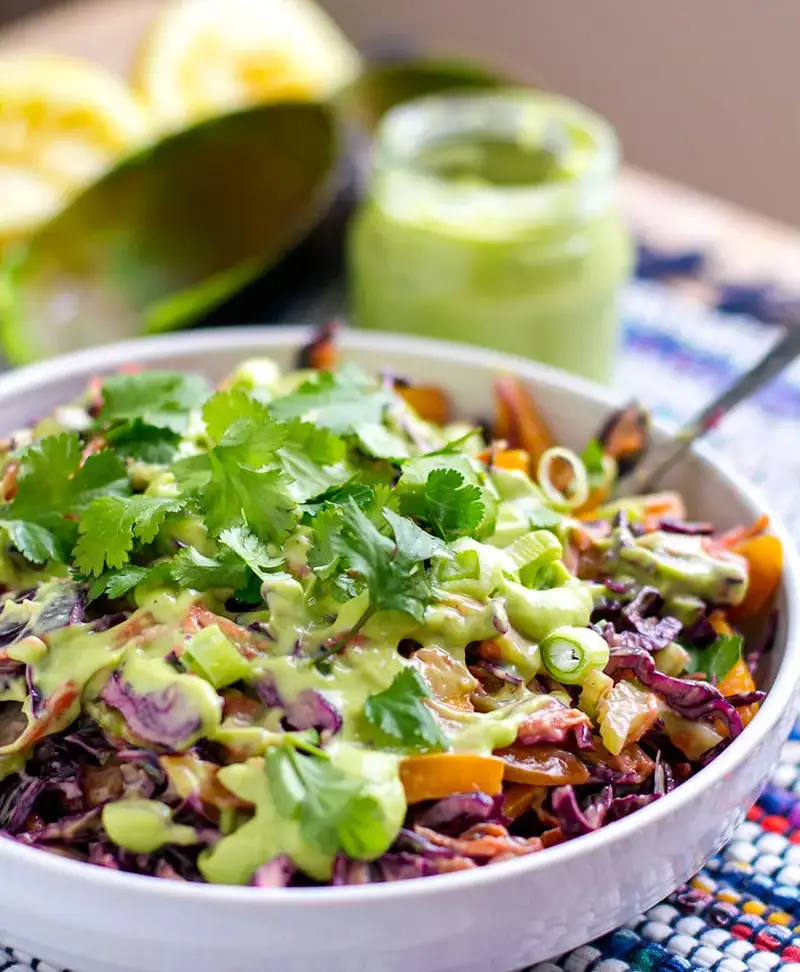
[4,0,800,293]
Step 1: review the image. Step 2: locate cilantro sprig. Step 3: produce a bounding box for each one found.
[268,364,393,435]
[313,495,435,629]
[74,495,185,575]
[685,633,743,682]
[398,456,486,540]
[0,363,493,630]
[170,527,282,601]
[98,370,210,463]
[0,433,129,563]
[264,741,390,859]
[87,526,282,603]
[364,668,449,752]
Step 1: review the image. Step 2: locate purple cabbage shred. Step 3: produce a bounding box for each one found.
[255,676,342,735]
[100,673,203,750]
[605,646,744,743]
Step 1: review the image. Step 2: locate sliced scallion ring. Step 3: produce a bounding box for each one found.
[540,625,610,684]
[536,446,590,511]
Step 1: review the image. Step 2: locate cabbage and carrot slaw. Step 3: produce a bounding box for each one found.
[0,326,782,886]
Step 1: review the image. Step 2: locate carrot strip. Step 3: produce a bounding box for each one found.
[728,534,783,622]
[502,783,539,821]
[492,375,556,465]
[399,753,504,804]
[490,449,530,473]
[708,610,734,638]
[296,321,342,372]
[496,745,589,786]
[709,610,759,726]
[718,657,759,727]
[182,605,268,659]
[397,385,452,425]
[0,461,18,502]
[715,514,770,551]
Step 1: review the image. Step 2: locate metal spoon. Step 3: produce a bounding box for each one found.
[617,323,800,496]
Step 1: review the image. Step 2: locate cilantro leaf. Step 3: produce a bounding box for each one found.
[581,438,607,488]
[87,565,154,602]
[424,469,484,538]
[174,392,295,541]
[363,668,449,752]
[212,465,296,540]
[12,434,129,517]
[306,508,359,604]
[100,371,209,434]
[301,482,374,520]
[202,390,283,454]
[107,423,180,464]
[218,526,283,579]
[14,433,81,501]
[1,520,64,564]
[383,508,446,561]
[74,495,184,575]
[331,499,431,623]
[277,419,349,502]
[400,467,484,541]
[67,450,131,508]
[354,423,410,460]
[170,546,246,591]
[284,419,346,465]
[171,528,281,599]
[685,633,743,682]
[264,744,389,859]
[0,434,130,563]
[268,365,393,436]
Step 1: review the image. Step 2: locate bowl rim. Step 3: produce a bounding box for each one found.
[1,324,798,907]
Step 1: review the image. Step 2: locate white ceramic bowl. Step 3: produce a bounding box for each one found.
[0,327,798,972]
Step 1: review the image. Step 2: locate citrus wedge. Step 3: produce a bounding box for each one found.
[0,55,151,247]
[134,0,362,127]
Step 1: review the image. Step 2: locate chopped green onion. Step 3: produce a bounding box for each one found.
[653,641,690,677]
[437,548,481,584]
[506,530,562,588]
[535,561,571,588]
[540,625,610,684]
[102,799,199,854]
[536,446,590,511]
[598,680,655,755]
[184,624,252,689]
[578,669,613,720]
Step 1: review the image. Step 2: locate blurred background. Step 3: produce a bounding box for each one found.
[3,0,800,378]
[2,0,799,224]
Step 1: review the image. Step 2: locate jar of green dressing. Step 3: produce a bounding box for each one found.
[347,90,632,384]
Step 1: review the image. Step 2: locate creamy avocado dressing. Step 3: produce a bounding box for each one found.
[607,530,748,605]
[199,759,332,884]
[349,91,632,384]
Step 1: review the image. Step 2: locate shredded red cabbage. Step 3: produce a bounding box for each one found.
[100,673,203,750]
[255,676,342,735]
[605,645,744,742]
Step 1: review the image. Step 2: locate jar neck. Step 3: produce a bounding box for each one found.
[368,91,621,238]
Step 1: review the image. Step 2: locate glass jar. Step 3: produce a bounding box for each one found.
[347,90,632,384]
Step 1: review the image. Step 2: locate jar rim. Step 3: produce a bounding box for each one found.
[371,89,620,224]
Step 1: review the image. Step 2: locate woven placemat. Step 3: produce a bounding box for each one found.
[3,275,800,972]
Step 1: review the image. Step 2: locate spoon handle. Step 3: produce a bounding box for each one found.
[621,324,800,495]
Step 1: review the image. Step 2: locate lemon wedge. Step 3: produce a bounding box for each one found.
[0,55,151,248]
[134,0,362,127]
